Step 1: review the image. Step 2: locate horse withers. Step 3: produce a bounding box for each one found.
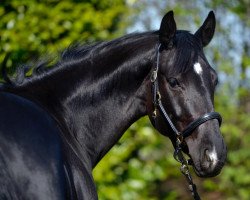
[0,11,227,199]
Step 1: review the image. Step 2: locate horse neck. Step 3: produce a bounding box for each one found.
[35,34,158,168]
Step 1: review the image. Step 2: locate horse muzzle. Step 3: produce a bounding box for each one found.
[188,129,227,178]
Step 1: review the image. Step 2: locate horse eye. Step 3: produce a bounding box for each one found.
[168,77,179,88]
[214,77,219,86]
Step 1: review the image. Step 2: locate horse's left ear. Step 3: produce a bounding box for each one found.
[159,11,176,47]
[195,11,216,47]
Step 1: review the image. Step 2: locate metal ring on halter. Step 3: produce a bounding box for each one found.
[176,134,183,145]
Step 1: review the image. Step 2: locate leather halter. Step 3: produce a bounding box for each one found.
[151,44,222,200]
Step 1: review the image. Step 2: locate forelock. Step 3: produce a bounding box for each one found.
[168,31,202,75]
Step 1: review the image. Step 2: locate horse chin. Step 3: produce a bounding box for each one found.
[193,165,223,178]
[190,156,224,178]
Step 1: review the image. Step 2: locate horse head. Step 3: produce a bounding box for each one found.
[148,11,227,178]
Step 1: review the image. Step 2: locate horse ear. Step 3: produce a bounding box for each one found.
[159,11,176,47]
[195,11,216,47]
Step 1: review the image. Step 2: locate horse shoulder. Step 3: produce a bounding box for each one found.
[0,92,67,200]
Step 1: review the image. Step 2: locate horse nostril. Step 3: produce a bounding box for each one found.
[201,149,215,171]
[202,148,218,171]
[197,147,224,177]
[205,149,212,163]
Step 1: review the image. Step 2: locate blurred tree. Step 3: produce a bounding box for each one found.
[0,0,131,74]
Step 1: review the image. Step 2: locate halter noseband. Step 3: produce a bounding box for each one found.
[151,44,222,200]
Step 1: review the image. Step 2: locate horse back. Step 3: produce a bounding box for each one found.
[0,92,67,200]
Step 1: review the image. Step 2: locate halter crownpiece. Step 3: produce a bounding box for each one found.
[151,44,222,200]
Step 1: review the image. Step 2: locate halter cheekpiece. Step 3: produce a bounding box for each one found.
[151,44,222,200]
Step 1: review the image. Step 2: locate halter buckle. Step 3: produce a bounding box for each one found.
[156,91,161,101]
[176,133,183,145]
[150,70,158,82]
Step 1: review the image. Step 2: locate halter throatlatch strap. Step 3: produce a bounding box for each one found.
[151,43,222,200]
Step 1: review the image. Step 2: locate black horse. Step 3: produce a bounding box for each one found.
[0,11,227,199]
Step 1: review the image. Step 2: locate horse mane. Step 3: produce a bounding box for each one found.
[1,31,158,87]
[1,30,202,88]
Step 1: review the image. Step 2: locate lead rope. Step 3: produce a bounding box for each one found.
[157,93,201,200]
[174,139,201,200]
[151,43,201,200]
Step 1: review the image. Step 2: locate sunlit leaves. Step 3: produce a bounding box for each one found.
[0,0,130,69]
[94,117,184,200]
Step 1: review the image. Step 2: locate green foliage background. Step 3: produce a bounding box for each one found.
[0,0,130,67]
[1,1,250,200]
